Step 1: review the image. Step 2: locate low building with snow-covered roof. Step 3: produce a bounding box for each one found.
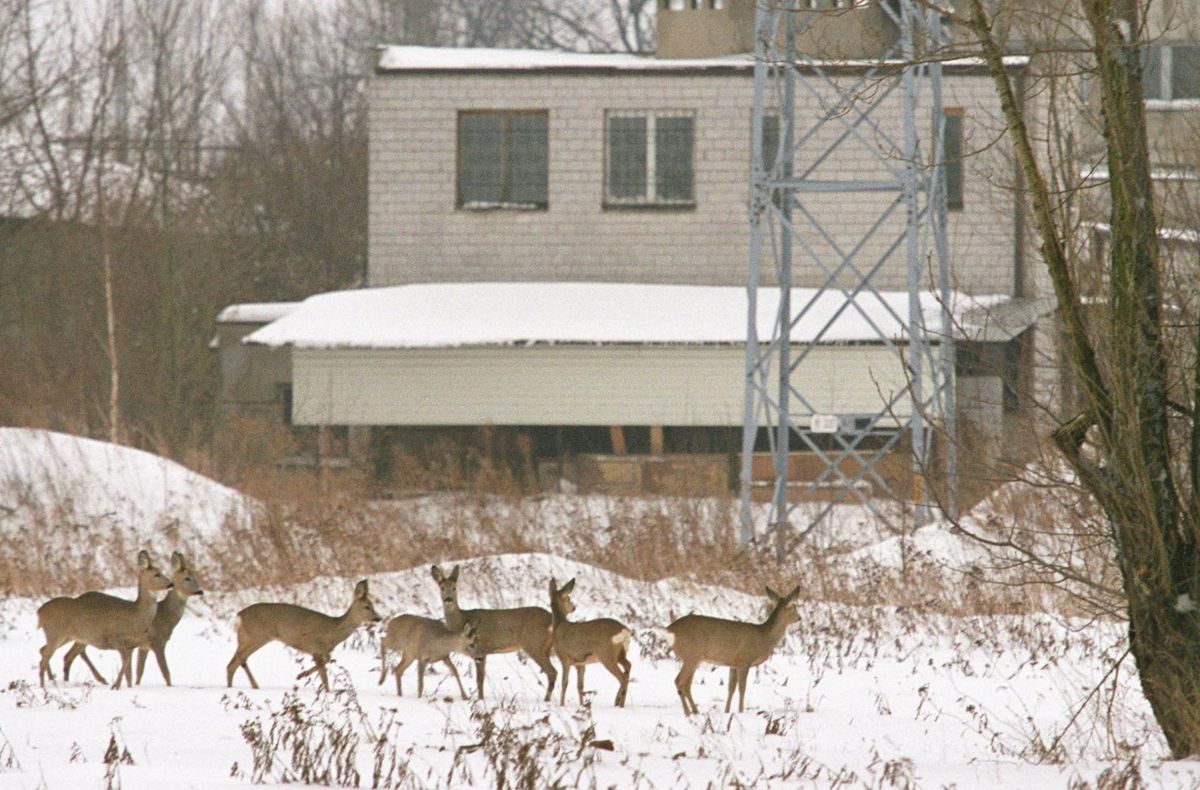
[221,2,1053,493]
[212,301,300,427]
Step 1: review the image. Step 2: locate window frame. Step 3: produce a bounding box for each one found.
[1143,44,1200,105]
[603,109,697,210]
[456,109,549,211]
[942,107,965,212]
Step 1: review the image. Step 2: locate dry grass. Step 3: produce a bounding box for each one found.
[0,423,1123,626]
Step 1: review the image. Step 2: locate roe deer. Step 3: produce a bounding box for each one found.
[64,551,204,687]
[226,579,381,691]
[548,578,632,707]
[430,564,556,701]
[37,550,173,689]
[377,616,479,699]
[666,584,800,714]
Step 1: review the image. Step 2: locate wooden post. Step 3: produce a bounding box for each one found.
[650,425,665,455]
[609,425,627,455]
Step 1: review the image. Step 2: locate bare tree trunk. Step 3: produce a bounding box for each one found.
[962,0,1200,758]
[97,166,122,445]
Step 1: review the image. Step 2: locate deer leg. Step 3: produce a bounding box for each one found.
[64,642,101,683]
[377,646,391,687]
[416,659,428,698]
[528,646,558,703]
[226,640,265,689]
[393,652,414,696]
[599,654,628,708]
[575,663,587,705]
[62,642,80,681]
[737,666,749,713]
[443,658,468,700]
[40,635,70,687]
[616,649,631,707]
[315,656,330,691]
[674,663,698,715]
[152,645,171,686]
[474,656,487,700]
[112,649,134,690]
[724,667,737,713]
[558,655,570,705]
[78,649,108,685]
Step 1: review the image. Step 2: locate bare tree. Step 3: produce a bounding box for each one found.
[944,0,1200,757]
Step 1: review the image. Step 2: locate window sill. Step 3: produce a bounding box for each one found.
[602,201,697,212]
[457,201,548,212]
[1145,99,1200,112]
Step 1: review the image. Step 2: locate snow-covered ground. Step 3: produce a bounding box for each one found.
[0,553,1194,789]
[0,429,1192,788]
[0,428,255,546]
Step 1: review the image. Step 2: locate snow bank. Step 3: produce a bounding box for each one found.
[0,428,255,545]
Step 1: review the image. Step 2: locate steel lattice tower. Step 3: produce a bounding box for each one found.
[739,0,955,553]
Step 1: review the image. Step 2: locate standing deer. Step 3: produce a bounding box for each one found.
[666,584,800,714]
[37,550,174,689]
[548,577,632,707]
[63,551,204,687]
[430,564,556,701]
[377,615,479,699]
[226,579,381,691]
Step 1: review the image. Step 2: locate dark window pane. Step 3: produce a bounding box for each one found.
[508,113,548,205]
[943,112,964,210]
[608,116,647,200]
[655,115,694,201]
[761,114,779,171]
[459,114,503,204]
[1171,45,1200,99]
[1142,45,1163,99]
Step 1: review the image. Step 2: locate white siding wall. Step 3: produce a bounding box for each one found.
[291,345,926,426]
[369,66,1019,294]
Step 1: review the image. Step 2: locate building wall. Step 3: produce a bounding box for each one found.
[215,323,292,422]
[368,65,1020,295]
[289,344,929,427]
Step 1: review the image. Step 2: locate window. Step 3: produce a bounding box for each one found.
[457,111,548,209]
[605,110,695,207]
[1142,44,1200,102]
[761,113,780,171]
[942,108,964,211]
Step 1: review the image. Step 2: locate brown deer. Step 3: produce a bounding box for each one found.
[430,564,556,701]
[377,616,479,699]
[666,584,800,714]
[63,551,204,687]
[548,577,632,707]
[226,579,381,691]
[37,550,174,689]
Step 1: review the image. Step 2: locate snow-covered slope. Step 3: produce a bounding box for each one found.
[0,428,255,549]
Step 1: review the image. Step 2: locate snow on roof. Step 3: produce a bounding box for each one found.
[245,282,1008,350]
[216,302,301,324]
[375,45,1027,73]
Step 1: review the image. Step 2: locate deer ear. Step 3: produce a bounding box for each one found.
[449,566,459,582]
[764,585,781,602]
[563,578,576,594]
[785,585,800,602]
[549,578,558,595]
[138,550,151,569]
[171,551,185,571]
[431,565,443,582]
[355,579,369,599]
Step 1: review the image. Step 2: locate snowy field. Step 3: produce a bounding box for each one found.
[1,430,1198,788]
